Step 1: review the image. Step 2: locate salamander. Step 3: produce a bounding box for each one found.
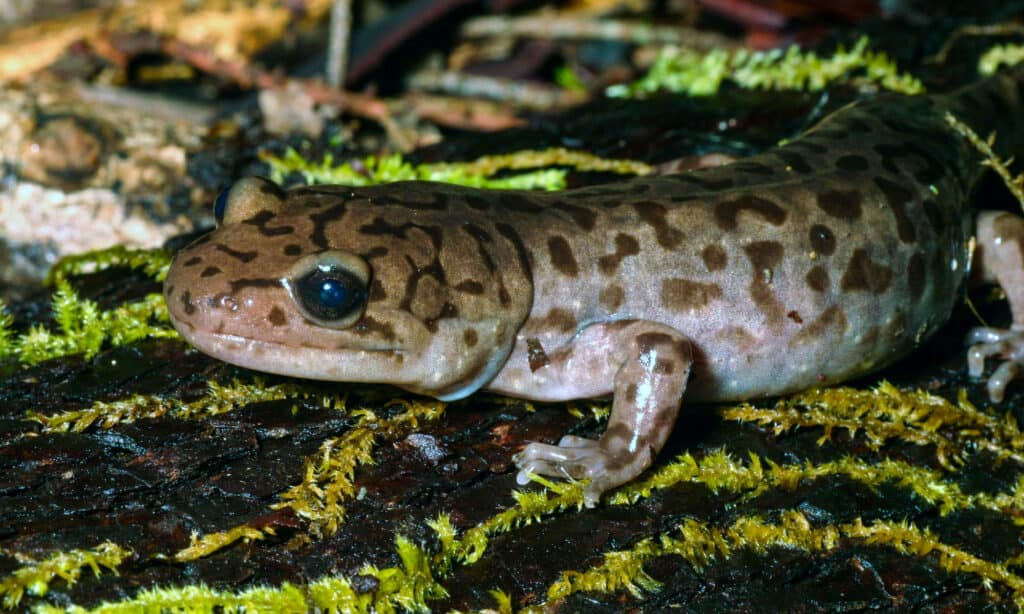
[164,63,1024,506]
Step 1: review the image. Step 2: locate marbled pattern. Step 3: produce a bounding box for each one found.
[165,63,1024,506]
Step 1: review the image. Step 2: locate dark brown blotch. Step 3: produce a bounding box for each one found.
[598,233,640,275]
[808,224,836,256]
[267,306,287,326]
[789,305,848,347]
[200,266,222,278]
[553,202,598,231]
[907,252,926,301]
[873,176,917,243]
[599,284,624,311]
[816,189,862,220]
[547,236,579,277]
[215,243,258,263]
[368,279,387,301]
[661,278,723,312]
[701,245,727,271]
[180,290,196,315]
[183,256,203,267]
[464,328,479,348]
[840,248,893,294]
[805,265,829,293]
[633,201,682,248]
[455,280,485,294]
[743,241,785,326]
[715,194,787,231]
[352,315,396,342]
[283,244,303,256]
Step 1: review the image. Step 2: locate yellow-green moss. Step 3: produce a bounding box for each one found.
[1,283,177,367]
[29,379,319,433]
[539,511,1024,607]
[979,43,1024,75]
[945,111,1024,209]
[262,149,568,190]
[262,147,653,191]
[721,381,1024,468]
[607,35,923,98]
[274,398,447,537]
[36,537,444,614]
[46,246,172,286]
[0,542,132,609]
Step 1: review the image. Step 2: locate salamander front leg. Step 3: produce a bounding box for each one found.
[967,211,1024,401]
[513,321,692,507]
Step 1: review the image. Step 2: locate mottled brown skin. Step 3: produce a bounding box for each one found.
[165,64,1024,506]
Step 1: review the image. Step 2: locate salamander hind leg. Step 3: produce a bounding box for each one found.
[513,321,692,507]
[967,211,1024,401]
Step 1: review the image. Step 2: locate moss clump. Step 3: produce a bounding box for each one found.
[5,282,176,367]
[979,43,1024,75]
[722,381,1024,468]
[274,399,447,537]
[46,246,172,285]
[540,511,1024,607]
[0,542,132,609]
[263,149,568,190]
[607,35,923,98]
[39,537,445,614]
[262,147,652,191]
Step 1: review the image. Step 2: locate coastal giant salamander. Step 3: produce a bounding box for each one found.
[165,63,1024,505]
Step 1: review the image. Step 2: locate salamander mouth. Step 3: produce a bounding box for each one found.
[172,325,407,382]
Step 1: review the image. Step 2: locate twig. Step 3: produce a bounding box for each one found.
[928,23,1024,65]
[326,0,352,88]
[461,15,737,51]
[408,70,587,111]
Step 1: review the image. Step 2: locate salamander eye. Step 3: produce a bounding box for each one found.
[213,188,230,224]
[284,251,371,329]
[295,266,367,323]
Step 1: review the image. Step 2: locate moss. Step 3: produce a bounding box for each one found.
[274,399,447,537]
[2,284,176,368]
[607,35,923,98]
[168,526,273,563]
[29,379,319,433]
[46,246,172,285]
[537,511,1024,607]
[0,542,132,609]
[32,537,444,614]
[945,111,1024,208]
[721,382,1024,468]
[263,149,567,190]
[262,147,651,191]
[979,43,1024,75]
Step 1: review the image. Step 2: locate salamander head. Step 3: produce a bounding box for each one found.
[163,177,526,399]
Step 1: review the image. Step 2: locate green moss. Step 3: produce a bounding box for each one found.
[262,149,569,190]
[607,35,923,98]
[31,379,326,433]
[537,511,1024,607]
[46,246,172,285]
[979,43,1024,75]
[7,282,177,367]
[0,542,132,609]
[274,399,447,537]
